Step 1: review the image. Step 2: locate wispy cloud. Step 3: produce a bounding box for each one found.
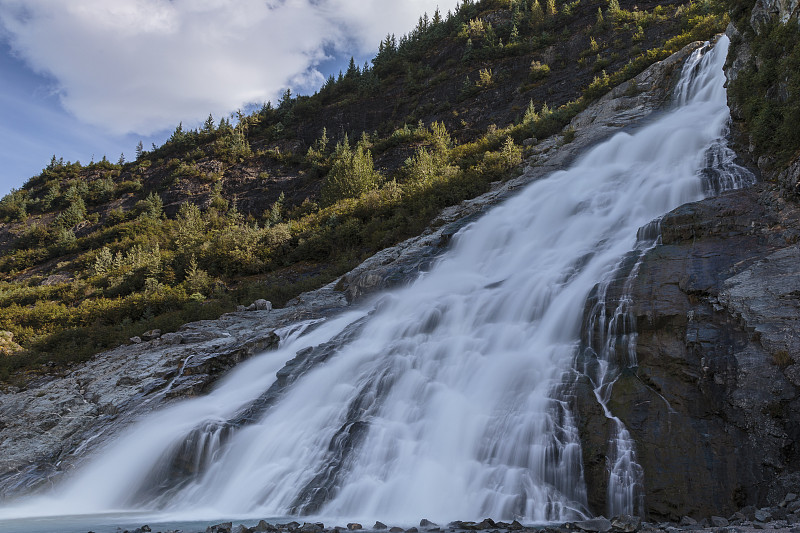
[0,0,459,136]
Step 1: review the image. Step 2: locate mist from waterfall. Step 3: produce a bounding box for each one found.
[0,36,751,527]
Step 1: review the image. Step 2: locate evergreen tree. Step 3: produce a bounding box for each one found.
[279,88,293,109]
[203,114,215,132]
[346,56,360,79]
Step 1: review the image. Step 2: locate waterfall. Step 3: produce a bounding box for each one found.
[0,36,752,526]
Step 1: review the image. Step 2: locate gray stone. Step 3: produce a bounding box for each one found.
[347,524,362,531]
[373,523,388,530]
[253,299,272,311]
[574,518,612,532]
[710,517,729,528]
[754,509,773,522]
[611,515,642,532]
[160,332,183,345]
[254,522,278,532]
[207,523,233,533]
[141,329,161,341]
[750,0,799,33]
[129,336,142,344]
[420,520,437,529]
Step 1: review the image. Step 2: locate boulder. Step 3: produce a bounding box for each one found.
[574,517,612,532]
[710,516,729,528]
[611,515,642,532]
[160,332,183,345]
[474,519,496,530]
[754,509,773,522]
[141,329,161,341]
[247,299,272,311]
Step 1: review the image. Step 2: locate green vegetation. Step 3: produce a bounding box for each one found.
[0,0,730,382]
[728,18,800,168]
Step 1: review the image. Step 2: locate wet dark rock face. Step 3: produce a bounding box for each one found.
[577,184,800,520]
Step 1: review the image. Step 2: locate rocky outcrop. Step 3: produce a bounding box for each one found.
[578,183,800,520]
[0,298,335,499]
[750,0,799,31]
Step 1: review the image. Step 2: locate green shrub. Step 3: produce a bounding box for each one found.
[53,198,86,228]
[0,189,28,221]
[529,60,551,81]
[321,140,383,205]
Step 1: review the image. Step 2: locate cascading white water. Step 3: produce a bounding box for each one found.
[1,36,751,526]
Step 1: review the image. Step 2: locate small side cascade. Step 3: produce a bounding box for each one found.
[577,248,649,518]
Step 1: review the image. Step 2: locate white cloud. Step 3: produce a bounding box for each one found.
[0,0,460,136]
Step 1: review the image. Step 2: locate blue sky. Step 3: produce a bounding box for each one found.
[0,0,459,196]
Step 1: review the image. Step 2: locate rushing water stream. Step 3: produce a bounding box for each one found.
[0,37,754,530]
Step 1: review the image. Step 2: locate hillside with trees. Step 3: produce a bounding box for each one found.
[0,0,730,382]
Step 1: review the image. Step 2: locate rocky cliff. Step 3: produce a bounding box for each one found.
[577,184,800,520]
[570,2,800,519]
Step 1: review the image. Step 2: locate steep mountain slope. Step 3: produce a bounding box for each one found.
[0,0,729,382]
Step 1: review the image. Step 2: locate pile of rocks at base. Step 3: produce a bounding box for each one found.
[106,495,800,533]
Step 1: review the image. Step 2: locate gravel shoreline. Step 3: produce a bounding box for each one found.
[108,494,800,533]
